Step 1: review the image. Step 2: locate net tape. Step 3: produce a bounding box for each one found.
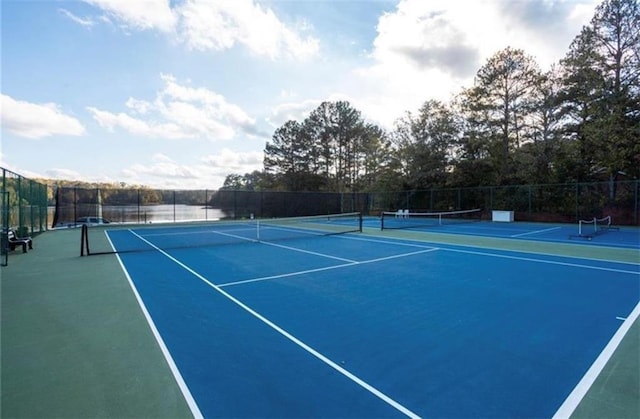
[81,212,362,256]
[381,208,482,230]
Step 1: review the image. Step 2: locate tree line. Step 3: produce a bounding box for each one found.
[223,0,639,195]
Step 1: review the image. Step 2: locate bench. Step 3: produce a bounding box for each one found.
[8,229,33,253]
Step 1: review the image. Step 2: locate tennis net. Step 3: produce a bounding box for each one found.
[81,212,362,256]
[381,208,483,230]
[570,215,618,240]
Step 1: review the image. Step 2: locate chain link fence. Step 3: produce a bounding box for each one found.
[1,168,49,266]
[53,180,639,229]
[375,181,638,225]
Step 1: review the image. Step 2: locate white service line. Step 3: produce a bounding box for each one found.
[127,229,422,419]
[219,262,358,287]
[510,226,562,238]
[260,240,358,263]
[219,247,440,288]
[337,234,437,249]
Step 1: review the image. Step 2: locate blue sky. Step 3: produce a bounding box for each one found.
[1,0,600,189]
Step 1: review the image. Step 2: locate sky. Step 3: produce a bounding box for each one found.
[1,0,601,189]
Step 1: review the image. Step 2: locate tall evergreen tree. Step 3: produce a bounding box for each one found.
[303,101,368,192]
[514,65,566,183]
[391,100,459,189]
[263,120,318,191]
[458,47,542,184]
[559,0,640,182]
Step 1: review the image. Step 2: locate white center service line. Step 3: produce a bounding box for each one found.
[128,229,422,419]
[260,240,358,263]
[510,226,562,238]
[220,247,439,288]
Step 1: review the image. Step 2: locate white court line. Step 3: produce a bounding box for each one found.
[339,235,435,248]
[220,262,358,287]
[127,229,421,419]
[206,229,359,263]
[106,231,204,419]
[510,226,562,238]
[220,248,439,288]
[441,248,640,275]
[260,240,358,263]
[553,302,640,418]
[360,248,440,264]
[140,226,256,238]
[352,232,640,266]
[209,229,259,242]
[256,231,637,275]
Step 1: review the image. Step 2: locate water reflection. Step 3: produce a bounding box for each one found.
[50,204,227,226]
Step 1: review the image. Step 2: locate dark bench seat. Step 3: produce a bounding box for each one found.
[8,230,33,253]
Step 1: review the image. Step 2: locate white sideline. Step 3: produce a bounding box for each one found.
[553,302,640,418]
[128,229,422,419]
[105,231,204,419]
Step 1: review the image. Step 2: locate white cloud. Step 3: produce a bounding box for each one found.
[83,0,176,32]
[201,148,263,172]
[59,8,96,28]
[176,0,319,59]
[0,94,86,139]
[267,91,364,129]
[87,106,191,139]
[87,74,259,140]
[126,97,152,114]
[349,0,600,127]
[82,0,319,60]
[151,153,174,163]
[44,168,84,180]
[124,160,200,180]
[266,98,321,128]
[119,149,263,188]
[159,74,256,133]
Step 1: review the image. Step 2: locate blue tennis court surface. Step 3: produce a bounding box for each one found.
[369,217,640,249]
[106,221,639,418]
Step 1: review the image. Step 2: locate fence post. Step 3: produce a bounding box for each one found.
[234,190,237,220]
[635,180,639,225]
[17,176,22,233]
[490,187,493,211]
[1,191,8,266]
[137,189,141,223]
[74,187,78,227]
[575,182,579,222]
[528,185,532,218]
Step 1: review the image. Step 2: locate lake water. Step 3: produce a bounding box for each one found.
[50,204,228,226]
[103,204,227,223]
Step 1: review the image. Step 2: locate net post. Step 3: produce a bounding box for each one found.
[358,212,363,232]
[80,224,87,256]
[256,219,260,241]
